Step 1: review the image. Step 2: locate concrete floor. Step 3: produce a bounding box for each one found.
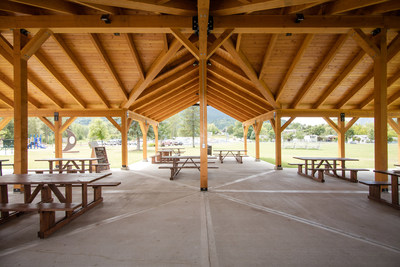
[1,158,400,266]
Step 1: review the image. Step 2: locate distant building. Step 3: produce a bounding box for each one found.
[304,135,318,142]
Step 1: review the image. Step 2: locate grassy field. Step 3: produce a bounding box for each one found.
[0,141,398,170]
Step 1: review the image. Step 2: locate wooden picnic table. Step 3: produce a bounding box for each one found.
[35,157,100,174]
[0,159,9,176]
[0,173,114,238]
[213,149,247,163]
[292,156,363,182]
[159,147,185,155]
[159,155,217,180]
[360,170,400,210]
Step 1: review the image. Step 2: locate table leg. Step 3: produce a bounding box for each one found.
[80,161,85,173]
[392,175,399,206]
[340,160,345,178]
[41,186,53,203]
[58,160,63,173]
[82,184,88,207]
[49,161,53,174]
[0,184,9,218]
[89,160,93,173]
[65,185,73,217]
[24,184,31,203]
[0,162,3,176]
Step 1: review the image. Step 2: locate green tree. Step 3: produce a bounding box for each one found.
[129,121,142,150]
[179,106,199,147]
[88,119,109,144]
[207,123,220,135]
[70,123,89,141]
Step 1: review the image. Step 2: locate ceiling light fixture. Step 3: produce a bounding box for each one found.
[295,14,304,23]
[101,14,111,24]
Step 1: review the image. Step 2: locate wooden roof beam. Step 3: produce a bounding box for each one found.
[53,34,111,108]
[106,116,122,132]
[365,1,400,15]
[78,0,197,16]
[287,0,330,14]
[276,34,314,102]
[208,79,268,114]
[388,118,400,134]
[314,50,367,109]
[38,117,55,131]
[122,38,183,109]
[9,0,79,14]
[156,97,199,122]
[60,117,76,132]
[326,0,389,15]
[207,99,247,122]
[170,28,199,60]
[128,111,159,126]
[291,33,349,109]
[207,29,234,60]
[211,0,321,15]
[34,51,86,108]
[350,28,380,59]
[69,1,120,14]
[0,1,43,15]
[90,33,128,101]
[259,34,278,80]
[242,111,275,127]
[223,37,280,109]
[28,74,64,108]
[20,29,52,61]
[124,33,145,81]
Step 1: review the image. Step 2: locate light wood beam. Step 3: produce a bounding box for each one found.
[287,0,330,14]
[106,116,122,132]
[79,0,197,16]
[350,28,380,58]
[157,97,199,122]
[223,37,279,109]
[125,33,145,81]
[28,74,64,108]
[0,34,14,59]
[208,89,258,118]
[326,0,389,15]
[38,117,55,131]
[0,1,43,15]
[207,29,234,60]
[345,117,359,132]
[54,115,62,158]
[121,109,129,169]
[20,29,52,60]
[236,33,242,51]
[9,0,79,14]
[60,117,76,132]
[122,38,183,109]
[53,34,111,108]
[281,117,295,131]
[291,33,348,109]
[276,34,314,102]
[211,0,321,15]
[253,119,263,161]
[70,0,119,14]
[128,111,159,126]
[388,118,400,134]
[90,33,128,100]
[35,50,87,108]
[259,34,278,80]
[323,117,340,132]
[0,91,13,108]
[0,117,12,131]
[274,115,282,169]
[170,28,199,60]
[366,0,400,15]
[314,50,366,109]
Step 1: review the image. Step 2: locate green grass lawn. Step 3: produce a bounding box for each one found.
[0,141,398,170]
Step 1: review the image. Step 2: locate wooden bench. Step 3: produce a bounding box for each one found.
[0,202,81,238]
[359,180,393,205]
[159,164,218,180]
[312,168,369,182]
[93,163,110,173]
[87,181,121,201]
[288,163,305,173]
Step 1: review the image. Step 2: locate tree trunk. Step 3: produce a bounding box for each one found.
[136,135,140,150]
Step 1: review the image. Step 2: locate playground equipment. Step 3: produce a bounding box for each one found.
[28,134,46,149]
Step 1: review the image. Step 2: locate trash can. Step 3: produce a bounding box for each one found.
[207,145,212,156]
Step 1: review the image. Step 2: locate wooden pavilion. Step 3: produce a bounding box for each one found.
[0,0,399,190]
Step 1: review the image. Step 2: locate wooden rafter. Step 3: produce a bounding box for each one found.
[53,34,111,108]
[276,34,314,102]
[207,29,234,60]
[124,33,145,81]
[259,34,278,80]
[345,117,359,132]
[366,0,400,15]
[291,33,348,109]
[314,50,366,109]
[287,0,329,14]
[236,33,242,51]
[281,117,295,131]
[69,0,119,14]
[60,117,76,132]
[170,28,199,60]
[9,0,79,14]
[388,118,400,134]
[223,37,279,109]
[0,1,43,15]
[90,33,128,101]
[28,74,64,108]
[38,117,55,131]
[122,38,183,109]
[20,29,52,60]
[128,111,158,125]
[325,0,389,15]
[0,117,11,130]
[156,96,199,122]
[106,116,122,132]
[350,28,380,58]
[78,0,197,16]
[35,50,87,108]
[211,0,321,15]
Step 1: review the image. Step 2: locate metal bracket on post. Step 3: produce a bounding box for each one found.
[192,16,213,36]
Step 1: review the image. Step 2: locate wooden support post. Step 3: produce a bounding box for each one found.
[54,114,62,158]
[153,124,159,153]
[243,124,249,155]
[139,121,149,162]
[374,29,388,182]
[275,114,282,170]
[338,117,346,159]
[121,110,128,169]
[199,58,208,191]
[253,121,263,162]
[13,29,28,178]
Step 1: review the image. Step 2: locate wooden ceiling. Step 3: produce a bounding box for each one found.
[0,0,400,123]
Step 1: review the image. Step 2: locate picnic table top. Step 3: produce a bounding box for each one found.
[35,158,100,162]
[0,173,111,185]
[159,147,185,150]
[374,170,400,176]
[0,159,9,162]
[293,157,359,161]
[162,155,217,160]
[213,149,247,152]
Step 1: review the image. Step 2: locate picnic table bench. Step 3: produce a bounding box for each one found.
[359,170,400,210]
[213,149,248,164]
[291,157,367,183]
[159,156,218,180]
